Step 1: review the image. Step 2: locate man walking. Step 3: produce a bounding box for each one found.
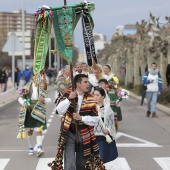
[49,74,105,170]
[143,62,162,118]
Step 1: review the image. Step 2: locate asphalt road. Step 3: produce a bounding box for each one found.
[0,89,170,170]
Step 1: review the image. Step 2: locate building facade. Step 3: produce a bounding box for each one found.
[0,10,35,56]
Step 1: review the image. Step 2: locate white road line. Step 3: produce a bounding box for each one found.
[36,158,54,170]
[50,115,54,118]
[47,123,50,128]
[116,132,162,147]
[154,157,170,170]
[36,158,131,170]
[105,158,131,170]
[47,119,52,123]
[0,159,10,170]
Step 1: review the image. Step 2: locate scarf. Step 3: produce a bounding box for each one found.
[148,68,159,75]
[48,89,105,169]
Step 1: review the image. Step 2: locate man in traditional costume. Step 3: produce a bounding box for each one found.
[54,65,71,104]
[50,74,105,170]
[74,62,88,76]
[18,74,51,157]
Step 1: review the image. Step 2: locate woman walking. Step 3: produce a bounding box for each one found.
[93,87,118,163]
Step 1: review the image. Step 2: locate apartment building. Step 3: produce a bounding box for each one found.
[0,10,35,56]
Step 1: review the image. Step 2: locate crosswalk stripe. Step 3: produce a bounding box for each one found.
[0,159,10,170]
[36,157,131,170]
[154,157,170,170]
[105,158,131,170]
[1,157,170,169]
[36,158,54,170]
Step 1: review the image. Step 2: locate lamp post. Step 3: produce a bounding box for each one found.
[22,0,25,70]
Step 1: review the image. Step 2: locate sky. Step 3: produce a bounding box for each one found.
[0,0,170,52]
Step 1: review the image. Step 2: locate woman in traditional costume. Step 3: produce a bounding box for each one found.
[103,64,114,81]
[94,87,118,163]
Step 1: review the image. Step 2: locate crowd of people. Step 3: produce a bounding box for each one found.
[0,65,58,92]
[15,61,164,169]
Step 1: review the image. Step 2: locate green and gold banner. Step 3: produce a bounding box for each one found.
[51,2,95,64]
[33,6,53,79]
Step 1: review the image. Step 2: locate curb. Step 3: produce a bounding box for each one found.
[129,91,170,116]
[0,99,18,111]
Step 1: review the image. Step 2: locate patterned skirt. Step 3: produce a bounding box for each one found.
[24,100,47,130]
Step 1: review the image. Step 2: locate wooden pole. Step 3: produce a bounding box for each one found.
[63,0,79,151]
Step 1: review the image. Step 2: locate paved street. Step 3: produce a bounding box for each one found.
[0,89,170,170]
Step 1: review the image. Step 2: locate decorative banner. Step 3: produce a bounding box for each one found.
[51,2,95,64]
[75,3,98,67]
[33,6,53,80]
[52,7,76,63]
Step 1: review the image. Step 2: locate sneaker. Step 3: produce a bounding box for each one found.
[37,145,44,157]
[146,111,151,117]
[28,148,34,156]
[152,112,158,118]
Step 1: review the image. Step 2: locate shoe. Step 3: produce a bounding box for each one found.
[37,145,44,157]
[28,148,34,156]
[146,111,151,117]
[152,112,158,118]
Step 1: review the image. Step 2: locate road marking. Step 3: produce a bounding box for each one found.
[116,132,162,147]
[154,157,170,170]
[105,158,131,170]
[36,157,131,170]
[50,115,54,118]
[36,158,54,170]
[47,119,52,123]
[0,159,10,170]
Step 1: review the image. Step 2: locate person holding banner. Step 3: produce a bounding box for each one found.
[52,74,105,170]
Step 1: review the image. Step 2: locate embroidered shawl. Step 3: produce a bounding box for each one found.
[18,82,47,127]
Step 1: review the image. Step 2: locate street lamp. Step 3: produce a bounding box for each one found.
[22,0,25,70]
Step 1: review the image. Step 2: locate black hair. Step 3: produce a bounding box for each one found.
[104,64,111,71]
[98,78,108,84]
[74,74,88,87]
[151,62,157,66]
[94,87,106,98]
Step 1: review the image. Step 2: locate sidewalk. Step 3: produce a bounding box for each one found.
[129,91,170,116]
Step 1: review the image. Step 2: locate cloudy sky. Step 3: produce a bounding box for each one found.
[0,0,170,52]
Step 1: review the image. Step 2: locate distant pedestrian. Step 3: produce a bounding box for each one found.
[0,66,7,92]
[143,62,162,118]
[22,65,33,85]
[46,68,53,86]
[166,64,170,87]
[15,67,22,87]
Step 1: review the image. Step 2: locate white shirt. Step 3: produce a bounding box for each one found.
[56,93,99,126]
[104,73,114,81]
[18,83,51,106]
[147,73,159,92]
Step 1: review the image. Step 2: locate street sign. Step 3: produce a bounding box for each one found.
[2,32,23,89]
[2,32,23,53]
